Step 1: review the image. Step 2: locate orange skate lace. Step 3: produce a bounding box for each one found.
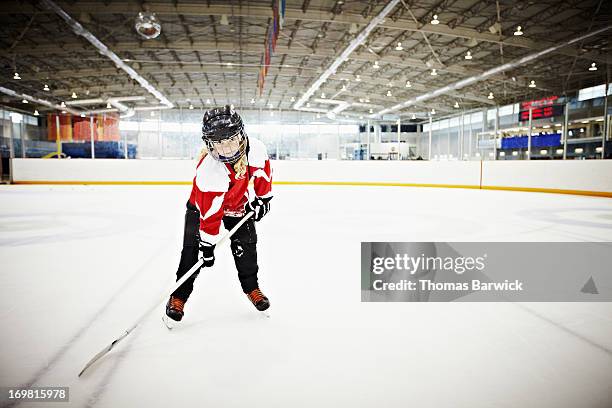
[248,289,265,304]
[169,296,185,312]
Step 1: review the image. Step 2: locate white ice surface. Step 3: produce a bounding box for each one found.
[1,184,612,408]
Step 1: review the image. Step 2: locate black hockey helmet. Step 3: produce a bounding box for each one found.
[201,104,247,163]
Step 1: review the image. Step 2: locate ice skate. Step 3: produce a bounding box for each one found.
[247,288,270,317]
[163,296,185,329]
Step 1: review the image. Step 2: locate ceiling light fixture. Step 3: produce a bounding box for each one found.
[588,62,597,71]
[405,81,412,88]
[431,15,440,25]
[13,72,21,80]
[528,80,536,88]
[465,51,472,60]
[321,92,326,99]
[395,42,403,51]
[386,90,392,97]
[206,98,211,104]
[71,92,77,99]
[60,101,66,107]
[250,98,255,104]
[189,104,194,110]
[487,92,494,99]
[373,61,380,69]
[355,75,361,82]
[430,108,436,115]
[411,114,416,119]
[454,101,459,108]
[290,96,295,102]
[306,102,311,108]
[369,108,373,114]
[135,12,162,40]
[430,68,437,76]
[106,102,112,108]
[34,110,39,116]
[22,99,28,104]
[514,26,523,36]
[43,84,50,91]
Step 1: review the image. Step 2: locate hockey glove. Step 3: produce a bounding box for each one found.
[199,241,216,267]
[246,196,272,222]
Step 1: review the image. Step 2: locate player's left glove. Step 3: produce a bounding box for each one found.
[246,196,272,221]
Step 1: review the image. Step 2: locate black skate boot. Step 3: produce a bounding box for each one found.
[164,296,185,325]
[246,288,270,311]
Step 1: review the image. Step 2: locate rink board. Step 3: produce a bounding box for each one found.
[10,158,612,197]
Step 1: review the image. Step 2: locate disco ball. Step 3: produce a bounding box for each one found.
[135,12,161,39]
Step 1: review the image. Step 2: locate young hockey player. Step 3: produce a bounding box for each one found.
[165,105,273,324]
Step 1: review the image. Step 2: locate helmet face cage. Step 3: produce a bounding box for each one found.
[204,130,247,163]
[201,105,248,164]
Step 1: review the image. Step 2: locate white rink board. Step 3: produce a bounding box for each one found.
[481,160,612,192]
[10,158,612,194]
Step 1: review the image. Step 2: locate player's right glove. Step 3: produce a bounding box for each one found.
[199,241,216,267]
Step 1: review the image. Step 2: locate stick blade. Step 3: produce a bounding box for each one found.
[78,330,129,377]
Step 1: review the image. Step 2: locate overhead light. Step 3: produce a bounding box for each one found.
[249,98,255,104]
[431,15,440,25]
[528,80,536,88]
[270,110,274,117]
[71,92,77,99]
[189,104,194,110]
[386,90,392,97]
[595,146,603,153]
[359,98,364,103]
[80,113,86,117]
[512,151,518,156]
[359,115,364,119]
[499,151,505,157]
[405,81,412,88]
[150,111,155,117]
[61,110,66,114]
[135,12,162,40]
[574,148,583,154]
[22,99,28,104]
[268,102,274,108]
[539,149,548,155]
[430,108,436,115]
[316,113,321,119]
[306,102,311,107]
[206,98,211,104]
[554,123,562,127]
[555,149,564,154]
[60,101,66,107]
[487,92,494,99]
[411,114,416,119]
[364,97,370,103]
[34,110,39,116]
[13,72,21,80]
[355,75,361,82]
[395,42,403,51]
[514,26,523,36]
[465,51,472,60]
[387,82,393,87]
[369,108,373,114]
[342,84,347,91]
[542,125,550,129]
[588,62,597,71]
[321,92,326,99]
[373,61,380,69]
[430,69,437,76]
[106,102,112,108]
[454,101,459,108]
[290,96,295,102]
[43,84,50,91]
[580,128,584,133]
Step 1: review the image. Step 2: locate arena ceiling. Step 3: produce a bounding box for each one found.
[0,0,610,121]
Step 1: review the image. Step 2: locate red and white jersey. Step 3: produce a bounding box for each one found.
[188,137,272,243]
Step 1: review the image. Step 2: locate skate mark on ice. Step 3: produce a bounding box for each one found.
[515,303,612,357]
[4,241,171,408]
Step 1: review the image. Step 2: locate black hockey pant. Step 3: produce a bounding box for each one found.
[172,201,259,302]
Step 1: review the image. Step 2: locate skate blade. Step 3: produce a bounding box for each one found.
[162,315,178,330]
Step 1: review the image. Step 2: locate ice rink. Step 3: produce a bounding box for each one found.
[1,184,612,408]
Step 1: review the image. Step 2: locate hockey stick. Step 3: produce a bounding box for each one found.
[78,211,254,377]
